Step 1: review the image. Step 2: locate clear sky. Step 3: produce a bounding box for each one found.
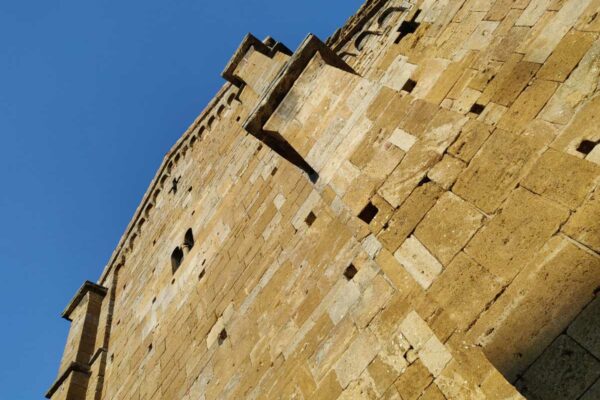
[0,0,364,398]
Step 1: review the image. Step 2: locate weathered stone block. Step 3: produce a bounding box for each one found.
[415,192,485,266]
[468,236,600,381]
[394,360,433,400]
[453,129,550,213]
[464,188,569,283]
[518,335,600,400]
[567,296,600,359]
[428,252,503,331]
[563,188,600,252]
[394,236,444,290]
[522,148,599,210]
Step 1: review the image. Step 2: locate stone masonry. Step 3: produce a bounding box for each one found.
[47,0,600,399]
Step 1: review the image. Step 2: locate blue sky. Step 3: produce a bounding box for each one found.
[0,1,363,398]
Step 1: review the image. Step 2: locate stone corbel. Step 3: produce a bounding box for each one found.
[243,34,357,180]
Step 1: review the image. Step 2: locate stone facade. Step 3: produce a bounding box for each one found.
[47,0,600,399]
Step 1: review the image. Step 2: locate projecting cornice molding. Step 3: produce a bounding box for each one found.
[45,361,91,399]
[61,280,108,321]
[222,33,292,87]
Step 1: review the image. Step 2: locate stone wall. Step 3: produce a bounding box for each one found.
[48,0,600,399]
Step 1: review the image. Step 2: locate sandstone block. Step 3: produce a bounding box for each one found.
[464,188,569,283]
[567,296,600,359]
[394,360,433,400]
[427,155,465,190]
[522,148,599,210]
[394,236,444,290]
[399,311,434,351]
[468,236,600,381]
[563,189,600,252]
[536,30,597,82]
[453,129,550,213]
[496,79,558,133]
[418,335,452,377]
[415,192,484,266]
[447,119,493,162]
[389,128,418,152]
[523,0,593,63]
[428,252,503,331]
[334,331,381,388]
[378,183,444,253]
[518,335,600,400]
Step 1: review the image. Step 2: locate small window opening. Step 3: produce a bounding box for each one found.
[417,175,431,187]
[218,329,228,345]
[199,269,206,280]
[305,211,317,227]
[184,229,195,251]
[402,79,417,93]
[188,186,193,192]
[576,139,599,155]
[152,297,156,304]
[169,177,180,195]
[358,202,379,224]
[236,116,241,122]
[395,9,422,44]
[344,264,358,281]
[171,247,184,273]
[271,167,278,176]
[470,103,486,115]
[148,343,153,352]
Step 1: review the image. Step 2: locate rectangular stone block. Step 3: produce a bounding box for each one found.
[496,79,558,133]
[518,335,600,400]
[394,236,444,290]
[334,331,381,388]
[536,30,597,82]
[428,252,503,331]
[467,235,600,381]
[453,129,550,213]
[464,188,569,283]
[522,148,599,210]
[567,296,600,359]
[378,183,444,253]
[415,192,485,266]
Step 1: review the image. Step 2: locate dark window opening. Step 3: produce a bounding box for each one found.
[418,175,431,187]
[169,177,180,195]
[358,202,379,224]
[152,297,156,304]
[199,270,206,280]
[305,211,317,227]
[402,79,417,93]
[395,9,422,44]
[171,247,184,273]
[470,103,486,115]
[148,343,153,352]
[218,329,228,345]
[576,139,599,155]
[344,264,358,281]
[184,229,195,251]
[271,167,278,176]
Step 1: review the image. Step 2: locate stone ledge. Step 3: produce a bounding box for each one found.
[45,361,91,399]
[244,33,356,140]
[62,281,108,321]
[222,33,292,87]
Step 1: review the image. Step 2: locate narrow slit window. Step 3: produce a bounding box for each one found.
[171,247,184,273]
[305,211,317,227]
[218,329,228,345]
[184,228,194,251]
[358,202,379,224]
